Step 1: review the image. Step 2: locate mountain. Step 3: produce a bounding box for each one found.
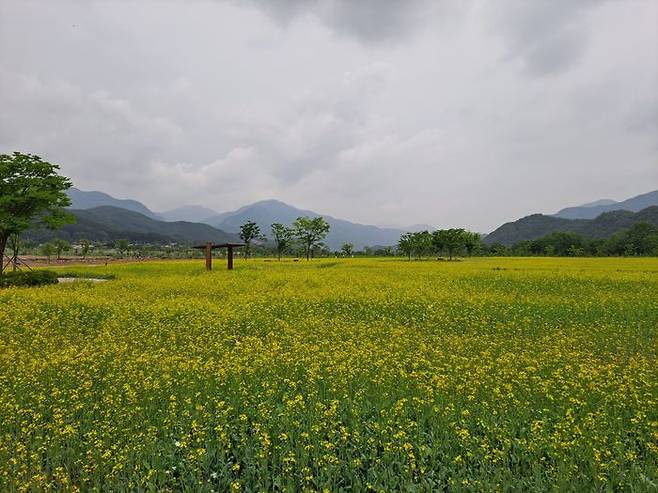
[485,206,658,246]
[205,200,405,250]
[579,199,617,208]
[26,206,235,245]
[554,190,658,219]
[67,187,161,219]
[159,205,219,223]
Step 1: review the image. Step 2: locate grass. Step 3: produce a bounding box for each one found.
[0,257,657,491]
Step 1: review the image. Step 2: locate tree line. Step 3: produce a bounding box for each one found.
[2,152,657,269]
[239,217,330,260]
[488,224,658,257]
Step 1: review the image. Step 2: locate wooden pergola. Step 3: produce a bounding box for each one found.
[192,242,245,270]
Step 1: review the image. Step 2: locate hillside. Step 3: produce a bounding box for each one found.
[205,200,405,250]
[554,190,658,219]
[26,206,235,245]
[159,205,219,223]
[67,188,161,219]
[485,206,658,246]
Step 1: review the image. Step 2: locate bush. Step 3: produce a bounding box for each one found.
[0,270,59,288]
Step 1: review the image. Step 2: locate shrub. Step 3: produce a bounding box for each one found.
[0,270,59,288]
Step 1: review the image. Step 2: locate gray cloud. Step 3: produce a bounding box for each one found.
[237,0,434,43]
[0,0,656,232]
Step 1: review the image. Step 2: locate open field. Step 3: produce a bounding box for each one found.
[0,258,657,491]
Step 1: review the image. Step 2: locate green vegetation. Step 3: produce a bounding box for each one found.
[492,221,658,257]
[0,152,73,272]
[0,258,656,491]
[485,206,658,246]
[292,216,331,260]
[239,220,264,259]
[0,269,58,287]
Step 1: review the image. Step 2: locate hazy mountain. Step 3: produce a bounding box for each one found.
[205,199,405,249]
[26,206,235,245]
[67,188,161,219]
[379,223,436,232]
[485,206,658,246]
[579,199,617,208]
[159,205,219,222]
[554,190,658,219]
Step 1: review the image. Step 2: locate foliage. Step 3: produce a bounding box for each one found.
[270,223,293,260]
[53,238,71,260]
[39,242,56,261]
[293,216,330,260]
[397,233,414,260]
[0,152,73,272]
[0,269,58,287]
[485,206,658,247]
[114,239,130,258]
[340,243,354,257]
[496,223,658,257]
[0,258,656,491]
[239,220,263,259]
[79,238,91,258]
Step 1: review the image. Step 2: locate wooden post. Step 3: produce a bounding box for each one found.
[227,246,234,270]
[205,242,212,271]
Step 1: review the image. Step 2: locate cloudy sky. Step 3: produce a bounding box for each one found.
[1,0,656,231]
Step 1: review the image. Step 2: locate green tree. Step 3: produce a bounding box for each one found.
[270,223,293,260]
[0,152,73,274]
[6,233,21,271]
[79,238,91,258]
[293,216,330,261]
[115,239,130,258]
[341,243,354,257]
[40,242,56,262]
[411,231,432,259]
[463,232,482,256]
[240,220,263,259]
[398,233,414,260]
[432,228,467,260]
[53,238,71,260]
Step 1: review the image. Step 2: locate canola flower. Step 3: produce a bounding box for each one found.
[0,257,657,491]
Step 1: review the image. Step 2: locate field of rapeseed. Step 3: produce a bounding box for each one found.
[0,257,657,492]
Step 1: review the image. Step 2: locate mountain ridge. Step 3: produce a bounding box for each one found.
[554,190,658,219]
[26,206,236,245]
[205,200,407,250]
[486,206,658,246]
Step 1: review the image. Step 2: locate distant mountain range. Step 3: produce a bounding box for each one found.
[26,206,235,245]
[554,190,658,219]
[62,187,658,248]
[485,206,658,246]
[66,189,419,249]
[159,205,219,223]
[205,200,407,250]
[67,188,161,219]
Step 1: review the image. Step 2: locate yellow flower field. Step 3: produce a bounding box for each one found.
[0,258,657,491]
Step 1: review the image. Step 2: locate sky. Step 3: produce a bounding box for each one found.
[1,0,656,232]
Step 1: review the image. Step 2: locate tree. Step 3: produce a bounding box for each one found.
[240,220,263,259]
[463,232,482,256]
[293,216,330,261]
[6,234,21,271]
[40,242,56,262]
[398,233,414,260]
[115,239,130,258]
[53,238,71,260]
[411,231,433,259]
[341,243,354,257]
[432,228,467,260]
[79,238,91,258]
[0,153,73,274]
[270,223,293,260]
